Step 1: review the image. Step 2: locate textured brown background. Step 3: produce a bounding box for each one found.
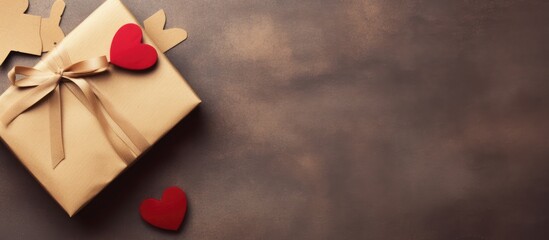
[1,0,549,239]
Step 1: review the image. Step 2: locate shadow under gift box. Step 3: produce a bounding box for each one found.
[0,0,201,216]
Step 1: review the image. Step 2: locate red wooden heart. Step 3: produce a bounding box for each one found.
[110,23,158,70]
[139,186,187,231]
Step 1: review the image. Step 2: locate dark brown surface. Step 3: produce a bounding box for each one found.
[1,0,549,239]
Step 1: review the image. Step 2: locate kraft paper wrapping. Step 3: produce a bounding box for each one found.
[0,0,201,216]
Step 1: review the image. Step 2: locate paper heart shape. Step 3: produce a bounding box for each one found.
[139,186,187,231]
[110,23,158,70]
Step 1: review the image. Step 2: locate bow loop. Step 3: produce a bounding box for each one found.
[62,56,110,78]
[8,66,58,87]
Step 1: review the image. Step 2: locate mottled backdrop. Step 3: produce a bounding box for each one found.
[1,0,549,239]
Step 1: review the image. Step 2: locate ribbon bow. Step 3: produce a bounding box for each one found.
[1,50,150,169]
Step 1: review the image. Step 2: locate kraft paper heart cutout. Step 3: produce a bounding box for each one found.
[110,23,158,70]
[140,186,188,231]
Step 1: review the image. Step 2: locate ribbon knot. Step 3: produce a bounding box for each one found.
[1,50,150,169]
[55,69,64,78]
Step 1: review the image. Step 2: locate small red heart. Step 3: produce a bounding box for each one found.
[139,186,187,231]
[110,23,158,70]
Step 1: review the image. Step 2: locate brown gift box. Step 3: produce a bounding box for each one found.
[0,0,200,216]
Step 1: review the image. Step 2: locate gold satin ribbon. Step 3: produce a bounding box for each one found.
[1,50,150,169]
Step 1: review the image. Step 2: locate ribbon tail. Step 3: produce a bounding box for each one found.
[91,83,150,153]
[92,97,138,163]
[50,85,65,169]
[64,78,150,164]
[0,75,64,169]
